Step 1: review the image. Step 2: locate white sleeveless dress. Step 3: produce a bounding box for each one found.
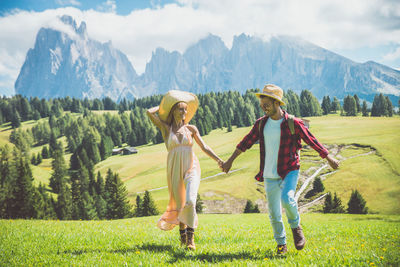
[157,126,201,230]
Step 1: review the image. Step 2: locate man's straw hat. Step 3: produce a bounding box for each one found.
[255,84,285,106]
[159,90,199,124]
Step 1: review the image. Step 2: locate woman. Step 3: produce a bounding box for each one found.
[146,90,223,250]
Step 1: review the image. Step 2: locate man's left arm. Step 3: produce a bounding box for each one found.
[297,120,339,169]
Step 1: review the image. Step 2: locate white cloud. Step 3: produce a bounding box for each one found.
[0,0,399,94]
[96,0,117,13]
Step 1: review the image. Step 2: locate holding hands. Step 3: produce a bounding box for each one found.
[217,159,232,173]
[221,160,232,173]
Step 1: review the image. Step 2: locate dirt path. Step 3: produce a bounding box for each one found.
[297,144,376,211]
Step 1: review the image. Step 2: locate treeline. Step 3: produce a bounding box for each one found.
[322,93,396,117]
[1,90,397,133]
[0,144,135,220]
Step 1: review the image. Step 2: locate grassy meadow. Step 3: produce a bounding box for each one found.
[1,213,399,266]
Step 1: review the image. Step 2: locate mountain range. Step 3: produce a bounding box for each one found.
[15,15,400,102]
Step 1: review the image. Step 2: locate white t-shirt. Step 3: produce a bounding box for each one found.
[263,117,283,179]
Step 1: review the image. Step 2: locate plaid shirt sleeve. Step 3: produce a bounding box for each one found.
[296,119,329,158]
[236,119,260,152]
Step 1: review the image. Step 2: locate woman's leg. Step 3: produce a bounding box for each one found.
[178,167,200,229]
[179,223,187,246]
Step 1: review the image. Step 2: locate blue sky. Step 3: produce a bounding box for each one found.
[0,0,400,96]
[0,0,176,15]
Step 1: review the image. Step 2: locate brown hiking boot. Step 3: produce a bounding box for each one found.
[276,244,287,255]
[179,229,186,246]
[291,226,306,250]
[186,228,196,250]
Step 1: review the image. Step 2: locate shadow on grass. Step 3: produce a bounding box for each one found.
[63,243,174,255]
[63,242,286,263]
[166,249,285,264]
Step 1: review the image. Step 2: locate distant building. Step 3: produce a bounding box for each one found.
[112,147,138,155]
[112,148,122,155]
[112,146,138,155]
[122,147,138,155]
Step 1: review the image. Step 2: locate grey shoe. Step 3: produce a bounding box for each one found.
[276,244,288,255]
[291,226,306,250]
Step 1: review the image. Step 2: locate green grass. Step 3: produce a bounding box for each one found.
[1,213,399,266]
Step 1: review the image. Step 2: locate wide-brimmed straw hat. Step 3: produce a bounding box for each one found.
[159,90,199,124]
[255,84,285,106]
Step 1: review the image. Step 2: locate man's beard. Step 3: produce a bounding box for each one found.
[267,106,277,116]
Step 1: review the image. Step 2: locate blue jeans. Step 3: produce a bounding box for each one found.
[264,170,300,245]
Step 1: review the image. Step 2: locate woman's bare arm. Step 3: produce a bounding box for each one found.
[187,125,223,165]
[146,106,168,136]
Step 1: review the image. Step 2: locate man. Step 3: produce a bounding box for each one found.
[222,84,339,255]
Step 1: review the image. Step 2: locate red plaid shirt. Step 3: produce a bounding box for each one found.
[237,111,329,181]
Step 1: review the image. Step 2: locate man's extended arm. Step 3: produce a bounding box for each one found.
[297,119,339,169]
[222,148,243,173]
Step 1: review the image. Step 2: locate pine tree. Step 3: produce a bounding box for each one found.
[331,97,341,113]
[99,135,114,160]
[343,95,357,116]
[56,182,72,220]
[284,90,301,117]
[11,109,21,128]
[244,199,255,213]
[385,96,393,117]
[94,193,107,219]
[141,190,158,216]
[321,96,331,115]
[313,177,325,193]
[36,184,57,219]
[82,191,98,220]
[398,98,400,115]
[227,120,232,132]
[41,146,50,159]
[36,152,42,165]
[196,193,204,213]
[354,94,361,113]
[31,153,36,165]
[347,189,368,214]
[332,192,345,213]
[49,144,67,194]
[70,178,83,220]
[134,195,143,217]
[48,130,58,157]
[300,90,322,117]
[323,192,333,213]
[0,146,12,218]
[95,171,105,197]
[362,100,368,116]
[104,169,133,219]
[9,155,36,218]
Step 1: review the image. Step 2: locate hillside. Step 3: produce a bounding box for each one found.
[1,114,399,215]
[1,213,399,266]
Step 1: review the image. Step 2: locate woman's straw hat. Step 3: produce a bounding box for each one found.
[159,90,199,124]
[255,84,285,106]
